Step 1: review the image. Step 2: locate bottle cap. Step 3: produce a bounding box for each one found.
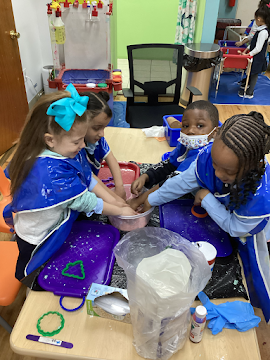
[195,305,207,318]
[92,7,98,16]
[56,7,61,17]
[47,4,52,14]
[63,0,70,8]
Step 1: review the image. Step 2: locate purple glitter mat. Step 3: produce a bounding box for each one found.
[159,199,233,257]
[38,221,120,297]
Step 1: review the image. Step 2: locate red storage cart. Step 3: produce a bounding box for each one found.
[215,47,253,97]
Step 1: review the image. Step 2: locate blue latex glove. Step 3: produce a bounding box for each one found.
[191,292,261,335]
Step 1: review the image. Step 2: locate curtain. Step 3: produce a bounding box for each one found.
[174,0,197,45]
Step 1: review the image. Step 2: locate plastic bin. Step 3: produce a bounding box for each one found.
[163,114,222,147]
[218,40,246,48]
[108,185,154,232]
[98,161,140,184]
[163,115,183,147]
[220,47,252,68]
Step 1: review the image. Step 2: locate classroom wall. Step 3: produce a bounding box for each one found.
[218,0,238,19]
[11,0,52,103]
[115,0,179,59]
[235,0,258,26]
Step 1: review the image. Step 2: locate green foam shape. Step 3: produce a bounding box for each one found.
[62,260,85,280]
[37,311,65,337]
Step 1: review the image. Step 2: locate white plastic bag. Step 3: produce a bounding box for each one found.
[142,126,165,138]
[114,227,212,360]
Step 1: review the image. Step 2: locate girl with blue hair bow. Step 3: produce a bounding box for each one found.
[4,84,135,288]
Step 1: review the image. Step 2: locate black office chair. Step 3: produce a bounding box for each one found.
[123,44,201,128]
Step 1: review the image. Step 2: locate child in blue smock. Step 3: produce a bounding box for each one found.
[143,111,270,323]
[82,91,126,200]
[127,100,219,210]
[237,6,270,98]
[5,84,135,287]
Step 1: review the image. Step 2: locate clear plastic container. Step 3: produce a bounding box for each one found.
[108,184,154,231]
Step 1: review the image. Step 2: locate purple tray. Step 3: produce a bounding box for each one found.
[159,199,233,257]
[38,221,120,297]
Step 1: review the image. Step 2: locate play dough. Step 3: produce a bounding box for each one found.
[136,248,191,297]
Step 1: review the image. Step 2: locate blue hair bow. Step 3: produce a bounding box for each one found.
[46,83,89,131]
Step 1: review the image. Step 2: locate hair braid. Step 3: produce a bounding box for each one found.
[219,112,270,209]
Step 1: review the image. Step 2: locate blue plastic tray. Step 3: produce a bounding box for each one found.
[218,40,247,48]
[38,221,120,297]
[61,69,110,84]
[159,199,233,257]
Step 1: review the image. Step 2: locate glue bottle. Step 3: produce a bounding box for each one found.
[189,305,207,343]
[86,1,91,22]
[54,7,66,44]
[47,4,61,72]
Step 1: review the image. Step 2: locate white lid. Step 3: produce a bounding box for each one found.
[195,241,217,261]
[196,305,207,318]
[86,83,96,88]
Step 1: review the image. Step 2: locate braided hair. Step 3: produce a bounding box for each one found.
[218,112,270,209]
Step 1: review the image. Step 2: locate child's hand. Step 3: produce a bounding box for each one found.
[235,41,242,47]
[142,198,153,213]
[114,185,126,200]
[126,197,141,211]
[121,206,137,217]
[194,189,210,206]
[115,201,129,208]
[131,174,149,195]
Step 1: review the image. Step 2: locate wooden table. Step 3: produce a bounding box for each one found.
[10,127,261,360]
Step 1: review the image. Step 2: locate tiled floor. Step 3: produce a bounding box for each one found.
[117,58,177,95]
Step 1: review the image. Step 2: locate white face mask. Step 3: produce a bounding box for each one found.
[178,127,216,150]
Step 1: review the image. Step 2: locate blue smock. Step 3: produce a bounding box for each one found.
[196,144,270,323]
[85,137,110,175]
[4,152,93,283]
[169,142,202,172]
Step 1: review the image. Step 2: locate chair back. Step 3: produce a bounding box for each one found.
[127,44,184,106]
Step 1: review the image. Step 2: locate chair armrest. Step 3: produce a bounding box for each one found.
[186,85,202,96]
[122,88,134,98]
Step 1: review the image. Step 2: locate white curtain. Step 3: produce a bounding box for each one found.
[175,0,197,45]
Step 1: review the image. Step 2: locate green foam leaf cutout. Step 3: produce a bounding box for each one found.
[62,260,85,280]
